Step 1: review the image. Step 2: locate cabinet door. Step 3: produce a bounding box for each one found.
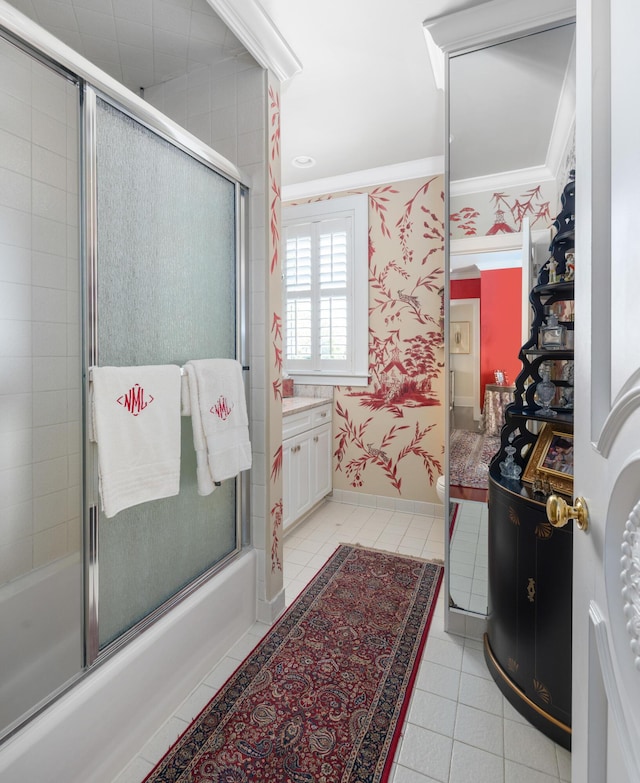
[293,432,312,521]
[310,422,332,504]
[282,438,295,533]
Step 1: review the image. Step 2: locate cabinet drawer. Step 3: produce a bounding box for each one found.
[282,403,332,440]
[311,403,332,428]
[282,410,314,440]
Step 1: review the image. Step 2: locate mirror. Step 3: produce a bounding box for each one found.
[447,23,576,615]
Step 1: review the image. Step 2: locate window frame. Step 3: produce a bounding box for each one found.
[282,193,369,386]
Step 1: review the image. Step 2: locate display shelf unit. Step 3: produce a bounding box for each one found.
[484,173,575,750]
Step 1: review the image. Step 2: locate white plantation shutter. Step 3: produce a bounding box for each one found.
[283,194,368,385]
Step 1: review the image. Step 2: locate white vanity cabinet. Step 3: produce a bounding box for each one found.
[282,400,332,534]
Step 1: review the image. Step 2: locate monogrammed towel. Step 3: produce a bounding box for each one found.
[184,359,251,490]
[90,365,181,517]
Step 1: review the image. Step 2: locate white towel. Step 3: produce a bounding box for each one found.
[185,359,251,492]
[90,365,182,518]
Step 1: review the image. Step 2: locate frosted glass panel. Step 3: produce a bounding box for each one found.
[0,35,83,739]
[96,98,238,647]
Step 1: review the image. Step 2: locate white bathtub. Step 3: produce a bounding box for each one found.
[0,554,83,735]
[0,548,257,783]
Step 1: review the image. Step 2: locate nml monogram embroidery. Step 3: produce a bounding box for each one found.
[211,395,234,421]
[117,384,154,416]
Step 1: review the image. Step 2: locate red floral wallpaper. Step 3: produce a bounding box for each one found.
[289,176,446,502]
[450,181,557,239]
[267,79,283,576]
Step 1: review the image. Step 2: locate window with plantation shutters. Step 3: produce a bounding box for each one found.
[283,194,368,386]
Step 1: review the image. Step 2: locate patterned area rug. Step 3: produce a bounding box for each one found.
[449,429,500,490]
[144,545,443,783]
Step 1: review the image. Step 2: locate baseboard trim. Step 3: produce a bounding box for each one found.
[329,489,445,518]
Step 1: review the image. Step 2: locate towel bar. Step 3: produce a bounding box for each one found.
[88,365,249,381]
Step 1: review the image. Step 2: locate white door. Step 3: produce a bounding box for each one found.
[572,0,640,779]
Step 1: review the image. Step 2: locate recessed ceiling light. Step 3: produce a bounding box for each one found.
[292,155,316,168]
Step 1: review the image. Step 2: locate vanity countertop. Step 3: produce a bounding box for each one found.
[282,396,332,416]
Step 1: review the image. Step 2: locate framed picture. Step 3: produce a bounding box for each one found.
[450,321,470,354]
[522,423,574,495]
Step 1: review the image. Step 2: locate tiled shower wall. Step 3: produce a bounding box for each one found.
[0,42,82,585]
[144,57,270,606]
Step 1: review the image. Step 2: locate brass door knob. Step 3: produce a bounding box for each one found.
[546,494,589,531]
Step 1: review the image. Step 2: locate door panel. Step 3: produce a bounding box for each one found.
[574,0,640,778]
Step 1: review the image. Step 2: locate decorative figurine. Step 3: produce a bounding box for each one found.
[564,251,575,281]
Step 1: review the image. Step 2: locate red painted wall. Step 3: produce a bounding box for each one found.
[450,270,521,409]
[480,267,521,397]
[451,278,480,300]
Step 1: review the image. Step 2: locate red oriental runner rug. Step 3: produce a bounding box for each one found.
[144,544,443,783]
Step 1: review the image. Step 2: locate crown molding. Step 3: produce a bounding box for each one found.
[207,0,302,82]
[545,34,576,179]
[282,156,444,202]
[424,0,575,56]
[450,165,555,198]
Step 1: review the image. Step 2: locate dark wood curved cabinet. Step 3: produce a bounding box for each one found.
[484,173,575,751]
[485,477,572,749]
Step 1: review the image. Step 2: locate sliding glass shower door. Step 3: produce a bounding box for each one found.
[91,95,242,650]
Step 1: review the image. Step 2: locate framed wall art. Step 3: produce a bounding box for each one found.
[450,321,470,354]
[522,423,574,495]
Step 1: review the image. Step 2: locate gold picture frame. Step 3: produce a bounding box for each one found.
[450,321,470,354]
[522,423,574,495]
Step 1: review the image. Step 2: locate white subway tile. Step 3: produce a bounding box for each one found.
[211,76,236,112]
[0,319,31,357]
[74,6,118,40]
[33,357,67,392]
[0,50,31,103]
[32,110,67,157]
[0,243,31,285]
[153,0,191,35]
[0,499,32,545]
[31,286,67,323]
[0,536,32,583]
[32,181,67,223]
[33,390,67,427]
[66,155,78,195]
[0,283,32,321]
[32,252,68,290]
[189,10,226,44]
[33,488,68,533]
[0,426,32,469]
[0,357,32,394]
[0,204,31,249]
[0,91,31,140]
[210,106,236,142]
[113,0,152,25]
[186,112,211,146]
[67,516,81,554]
[237,129,264,168]
[0,167,31,212]
[0,463,33,506]
[188,79,211,117]
[32,423,68,463]
[237,67,264,103]
[32,215,67,257]
[32,145,66,189]
[33,455,68,497]
[237,99,263,135]
[0,393,32,433]
[31,70,67,123]
[33,521,68,567]
[212,136,237,164]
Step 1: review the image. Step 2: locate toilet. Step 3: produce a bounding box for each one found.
[436,475,446,504]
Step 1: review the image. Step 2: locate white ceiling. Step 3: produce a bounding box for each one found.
[4,0,574,189]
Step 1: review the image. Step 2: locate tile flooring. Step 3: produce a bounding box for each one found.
[113,500,571,783]
[449,500,488,616]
